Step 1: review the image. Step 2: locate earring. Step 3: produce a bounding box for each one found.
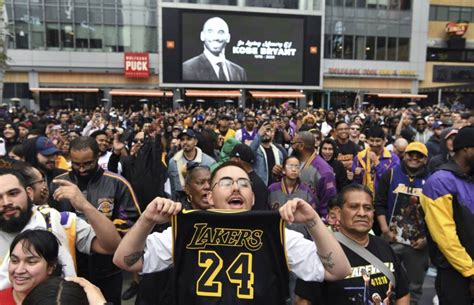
[186,193,193,203]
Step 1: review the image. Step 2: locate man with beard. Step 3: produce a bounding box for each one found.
[335,122,359,181]
[17,123,29,143]
[375,142,430,305]
[0,167,121,290]
[420,126,474,305]
[291,131,336,219]
[22,136,67,189]
[413,117,433,144]
[215,114,236,144]
[250,121,286,186]
[169,129,216,195]
[52,136,140,305]
[90,130,120,173]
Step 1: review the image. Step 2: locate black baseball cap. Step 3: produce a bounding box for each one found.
[230,144,255,164]
[178,128,196,139]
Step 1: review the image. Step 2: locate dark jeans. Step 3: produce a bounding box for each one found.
[435,267,472,305]
[391,243,429,305]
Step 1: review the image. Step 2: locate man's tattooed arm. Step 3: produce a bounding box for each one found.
[124,251,144,267]
[318,251,335,269]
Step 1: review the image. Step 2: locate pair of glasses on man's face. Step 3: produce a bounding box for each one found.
[211,177,252,190]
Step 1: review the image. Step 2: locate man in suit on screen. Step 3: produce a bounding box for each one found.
[183,17,247,82]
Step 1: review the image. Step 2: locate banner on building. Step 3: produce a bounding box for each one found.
[124,53,149,78]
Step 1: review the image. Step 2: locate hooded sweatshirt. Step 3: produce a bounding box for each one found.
[427,127,456,173]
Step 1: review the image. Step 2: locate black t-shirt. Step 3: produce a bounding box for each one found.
[249,170,270,210]
[295,235,409,305]
[336,140,359,169]
[263,146,276,185]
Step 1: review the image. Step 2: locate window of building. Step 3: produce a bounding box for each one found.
[355,35,365,59]
[367,0,376,9]
[378,0,388,10]
[324,34,331,58]
[28,4,44,49]
[345,0,354,7]
[400,0,410,10]
[436,6,448,21]
[460,7,471,21]
[448,7,461,21]
[332,35,343,58]
[429,6,436,20]
[398,37,409,61]
[365,36,375,60]
[376,36,386,60]
[387,37,397,60]
[103,25,118,52]
[389,0,399,10]
[14,24,29,49]
[343,35,354,59]
[356,0,366,8]
[46,23,60,48]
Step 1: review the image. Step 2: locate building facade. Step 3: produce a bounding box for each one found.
[1,0,434,109]
[420,0,474,106]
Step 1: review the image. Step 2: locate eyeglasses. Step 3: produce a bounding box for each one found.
[71,160,96,170]
[350,127,360,131]
[133,139,144,144]
[405,151,426,160]
[285,164,300,170]
[28,179,45,187]
[212,177,252,190]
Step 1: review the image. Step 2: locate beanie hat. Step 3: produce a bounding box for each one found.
[453,125,474,151]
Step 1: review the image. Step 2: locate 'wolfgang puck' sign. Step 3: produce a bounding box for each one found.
[124,53,149,78]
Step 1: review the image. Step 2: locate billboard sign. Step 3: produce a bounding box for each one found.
[124,53,149,78]
[160,7,322,89]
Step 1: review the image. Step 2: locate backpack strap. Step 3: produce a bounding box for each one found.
[334,232,396,288]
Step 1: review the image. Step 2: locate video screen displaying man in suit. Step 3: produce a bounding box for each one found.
[182,17,247,82]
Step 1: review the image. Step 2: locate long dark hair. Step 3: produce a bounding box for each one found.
[10,229,62,277]
[23,277,88,305]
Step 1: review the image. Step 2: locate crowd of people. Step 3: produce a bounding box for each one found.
[0,101,472,305]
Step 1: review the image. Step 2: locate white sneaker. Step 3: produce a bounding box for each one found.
[432,295,439,305]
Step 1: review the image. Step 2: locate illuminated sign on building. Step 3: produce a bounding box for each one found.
[327,68,417,77]
[446,22,469,37]
[124,53,149,78]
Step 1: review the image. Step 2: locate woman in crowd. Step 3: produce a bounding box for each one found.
[268,156,318,212]
[23,277,107,305]
[174,162,211,210]
[0,230,62,305]
[319,138,349,191]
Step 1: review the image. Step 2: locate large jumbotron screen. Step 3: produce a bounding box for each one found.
[160,7,322,89]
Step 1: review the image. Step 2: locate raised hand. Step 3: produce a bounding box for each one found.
[143,197,182,225]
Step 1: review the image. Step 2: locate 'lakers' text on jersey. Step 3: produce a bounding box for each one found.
[172,210,290,305]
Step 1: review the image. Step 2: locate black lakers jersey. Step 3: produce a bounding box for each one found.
[172,209,290,305]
